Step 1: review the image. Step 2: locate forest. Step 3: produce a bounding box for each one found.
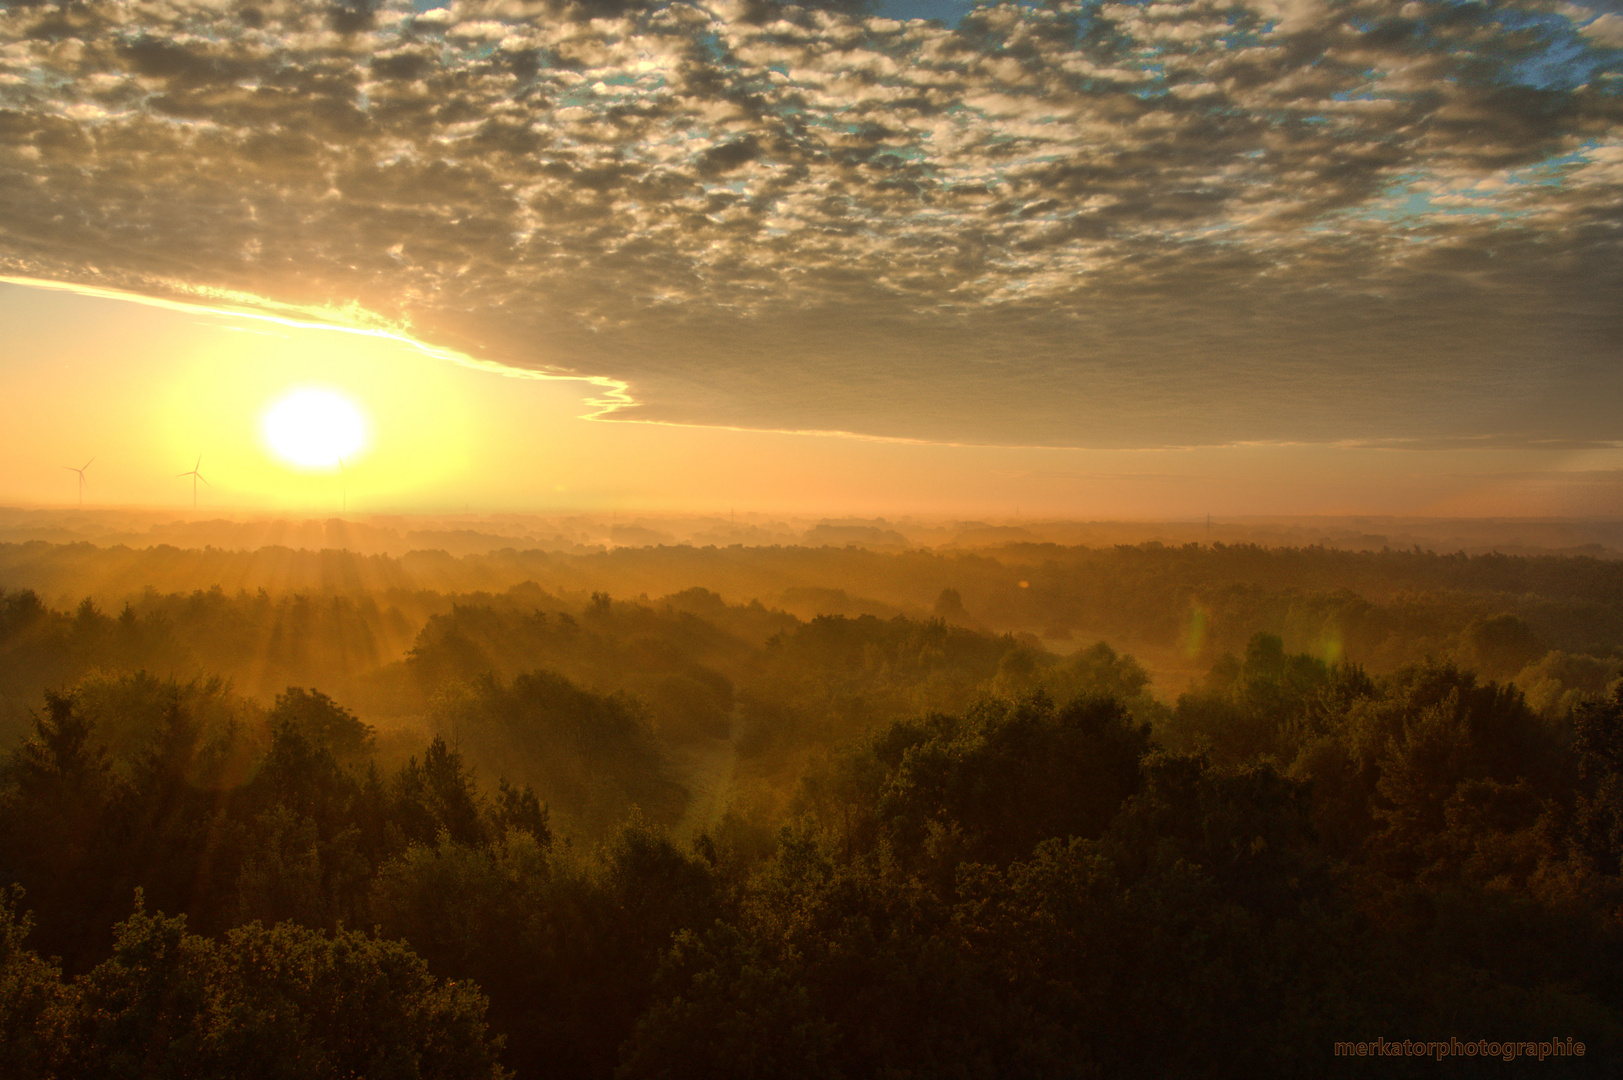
[2,538,1622,1076]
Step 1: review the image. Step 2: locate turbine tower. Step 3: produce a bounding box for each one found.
[62,458,93,508]
[177,455,209,510]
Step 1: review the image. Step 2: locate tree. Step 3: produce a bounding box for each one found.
[268,687,375,762]
[0,887,67,1080]
[57,895,510,1079]
[1573,686,1623,876]
[0,692,119,968]
[394,737,487,849]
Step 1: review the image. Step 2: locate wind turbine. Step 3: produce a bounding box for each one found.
[62,458,93,508]
[177,455,209,510]
[338,457,347,514]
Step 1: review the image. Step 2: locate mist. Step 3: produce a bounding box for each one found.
[5,516,1623,1073]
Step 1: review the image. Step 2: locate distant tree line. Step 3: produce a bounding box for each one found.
[6,537,1623,671]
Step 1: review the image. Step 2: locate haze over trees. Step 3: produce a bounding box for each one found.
[2,0,1617,1067]
[3,535,1622,1075]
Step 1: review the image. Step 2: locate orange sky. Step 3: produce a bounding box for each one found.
[2,279,1619,520]
[2,3,1619,501]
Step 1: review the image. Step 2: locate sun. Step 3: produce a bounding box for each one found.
[262,387,368,469]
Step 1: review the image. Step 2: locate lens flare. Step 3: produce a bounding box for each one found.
[262,388,367,469]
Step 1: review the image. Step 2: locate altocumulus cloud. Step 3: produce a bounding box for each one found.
[0,0,1618,448]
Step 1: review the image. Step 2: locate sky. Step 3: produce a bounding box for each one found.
[0,0,1620,516]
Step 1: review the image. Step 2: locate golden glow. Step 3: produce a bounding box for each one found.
[263,389,367,470]
[146,320,484,511]
[3,280,1622,518]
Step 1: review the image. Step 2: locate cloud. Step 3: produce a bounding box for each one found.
[0,0,1618,449]
[1582,12,1623,46]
